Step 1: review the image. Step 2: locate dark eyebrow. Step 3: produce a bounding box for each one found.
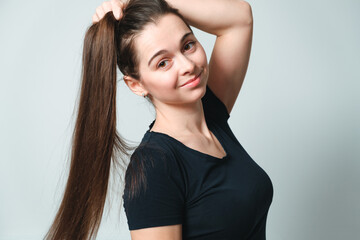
[147,31,194,67]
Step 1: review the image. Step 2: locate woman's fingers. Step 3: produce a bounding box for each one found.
[96,3,108,19]
[103,1,113,13]
[92,14,99,24]
[92,0,125,24]
[111,0,123,19]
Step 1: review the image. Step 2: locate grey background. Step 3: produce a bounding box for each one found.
[1,0,359,239]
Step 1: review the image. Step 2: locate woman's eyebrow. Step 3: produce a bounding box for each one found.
[147,31,194,66]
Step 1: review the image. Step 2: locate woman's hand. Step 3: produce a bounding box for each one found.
[92,0,127,24]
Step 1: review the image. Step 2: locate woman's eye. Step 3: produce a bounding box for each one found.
[184,41,195,51]
[157,60,169,69]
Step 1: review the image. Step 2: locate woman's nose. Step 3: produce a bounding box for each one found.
[178,54,195,76]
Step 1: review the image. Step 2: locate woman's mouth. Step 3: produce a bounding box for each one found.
[180,71,202,88]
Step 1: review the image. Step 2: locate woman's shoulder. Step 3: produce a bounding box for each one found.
[129,131,178,171]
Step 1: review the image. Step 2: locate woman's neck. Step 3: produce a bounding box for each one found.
[150,99,210,138]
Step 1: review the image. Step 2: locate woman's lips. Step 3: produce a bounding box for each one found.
[181,71,202,87]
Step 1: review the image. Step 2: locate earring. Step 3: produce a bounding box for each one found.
[141,92,145,97]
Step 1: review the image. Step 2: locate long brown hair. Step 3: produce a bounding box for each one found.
[44,0,191,239]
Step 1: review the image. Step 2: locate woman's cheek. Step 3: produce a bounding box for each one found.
[162,69,178,88]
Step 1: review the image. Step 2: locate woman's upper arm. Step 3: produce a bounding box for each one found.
[130,224,182,240]
[123,145,185,239]
[207,1,253,115]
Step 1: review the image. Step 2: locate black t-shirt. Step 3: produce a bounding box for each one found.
[122,84,274,240]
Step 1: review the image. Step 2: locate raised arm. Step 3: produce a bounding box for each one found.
[166,0,253,114]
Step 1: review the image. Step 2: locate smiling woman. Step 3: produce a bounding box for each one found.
[123,12,208,107]
[44,0,272,240]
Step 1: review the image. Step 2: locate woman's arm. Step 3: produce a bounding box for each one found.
[167,0,253,114]
[166,0,252,35]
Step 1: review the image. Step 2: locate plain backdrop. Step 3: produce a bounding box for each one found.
[1,0,359,239]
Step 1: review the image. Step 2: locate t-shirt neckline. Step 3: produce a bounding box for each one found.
[145,119,229,160]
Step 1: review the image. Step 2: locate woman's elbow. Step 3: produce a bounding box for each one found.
[235,0,253,27]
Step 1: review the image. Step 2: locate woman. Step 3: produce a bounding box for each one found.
[45,0,273,239]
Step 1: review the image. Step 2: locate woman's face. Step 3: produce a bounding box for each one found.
[133,13,209,107]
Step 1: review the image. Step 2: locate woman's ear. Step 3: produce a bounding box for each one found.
[123,75,148,97]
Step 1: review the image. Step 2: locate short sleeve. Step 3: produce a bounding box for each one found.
[202,84,230,125]
[122,145,185,230]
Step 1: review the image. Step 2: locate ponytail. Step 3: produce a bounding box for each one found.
[44,12,134,240]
